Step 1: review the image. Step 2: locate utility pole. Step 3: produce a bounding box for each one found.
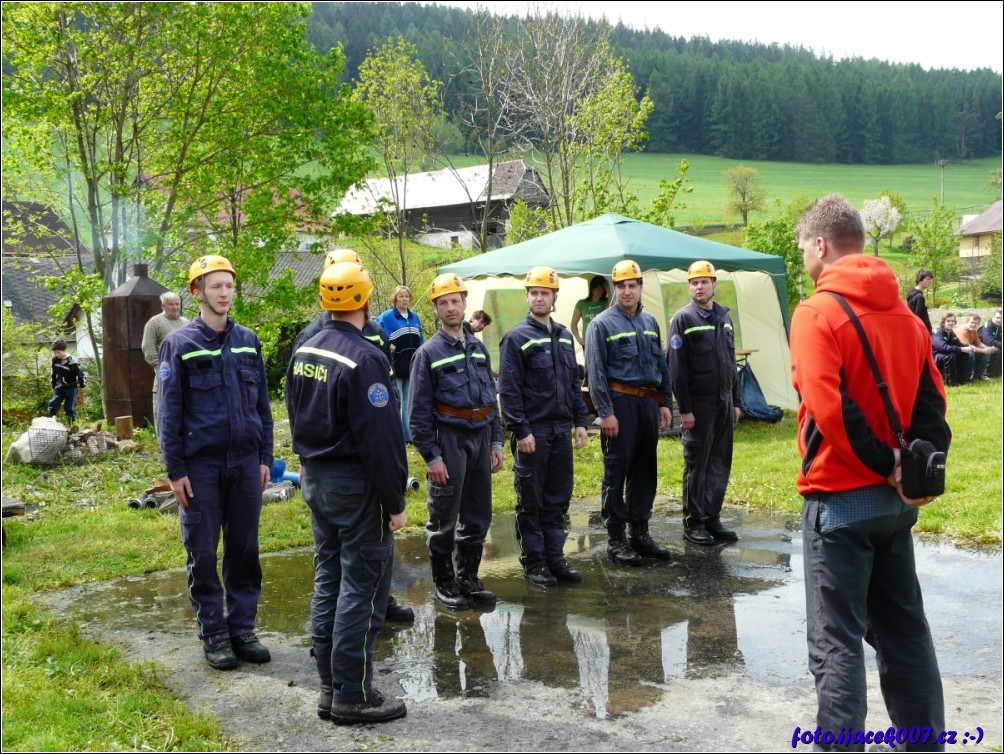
[936,159,950,204]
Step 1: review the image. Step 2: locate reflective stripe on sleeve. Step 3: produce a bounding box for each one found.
[295,346,358,369]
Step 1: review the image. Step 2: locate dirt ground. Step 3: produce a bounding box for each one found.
[100,631,998,752]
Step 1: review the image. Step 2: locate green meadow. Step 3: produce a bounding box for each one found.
[444,152,999,225]
[620,153,998,222]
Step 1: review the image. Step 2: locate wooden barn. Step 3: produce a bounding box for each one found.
[336,160,550,250]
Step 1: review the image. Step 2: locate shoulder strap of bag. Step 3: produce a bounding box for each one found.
[823,291,907,448]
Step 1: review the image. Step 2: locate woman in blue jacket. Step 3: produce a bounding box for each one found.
[376,286,424,442]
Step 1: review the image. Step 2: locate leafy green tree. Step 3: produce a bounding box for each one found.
[909,201,962,304]
[505,200,552,245]
[352,36,443,274]
[877,189,910,249]
[1,307,53,415]
[4,2,375,375]
[508,16,651,228]
[724,166,768,226]
[641,160,693,229]
[568,44,654,223]
[745,210,804,311]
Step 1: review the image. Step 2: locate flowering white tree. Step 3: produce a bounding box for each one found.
[861,196,903,256]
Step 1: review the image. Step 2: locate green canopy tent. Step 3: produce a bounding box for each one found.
[442,213,797,410]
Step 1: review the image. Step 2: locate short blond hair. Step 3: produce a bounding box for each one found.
[391,285,412,307]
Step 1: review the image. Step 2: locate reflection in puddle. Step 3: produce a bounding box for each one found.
[54,505,1002,720]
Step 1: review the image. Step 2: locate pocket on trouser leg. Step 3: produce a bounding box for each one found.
[345,540,393,594]
[427,483,455,519]
[179,508,204,545]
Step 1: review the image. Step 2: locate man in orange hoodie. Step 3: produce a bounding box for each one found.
[791,195,950,749]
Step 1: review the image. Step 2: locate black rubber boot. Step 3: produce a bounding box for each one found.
[231,633,271,663]
[455,544,496,605]
[385,595,415,623]
[607,525,643,567]
[630,521,672,560]
[312,645,334,719]
[548,558,583,583]
[524,564,557,588]
[203,637,238,670]
[318,682,334,720]
[706,518,739,542]
[430,554,470,610]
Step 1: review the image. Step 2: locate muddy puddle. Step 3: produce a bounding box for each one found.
[52,503,1002,721]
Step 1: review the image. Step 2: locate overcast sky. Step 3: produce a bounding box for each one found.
[424,1,1003,73]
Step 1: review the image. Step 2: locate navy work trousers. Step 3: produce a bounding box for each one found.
[426,425,493,556]
[179,458,263,643]
[600,394,659,528]
[302,459,393,705]
[511,423,574,570]
[681,399,734,530]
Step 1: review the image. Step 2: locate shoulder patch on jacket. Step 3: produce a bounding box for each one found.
[367,383,390,407]
[157,361,172,380]
[669,334,684,350]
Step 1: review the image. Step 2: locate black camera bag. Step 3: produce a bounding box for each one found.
[824,293,947,499]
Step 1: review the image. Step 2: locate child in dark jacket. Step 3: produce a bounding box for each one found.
[47,338,86,423]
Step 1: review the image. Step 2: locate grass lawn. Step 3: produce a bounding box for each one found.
[1,382,1000,748]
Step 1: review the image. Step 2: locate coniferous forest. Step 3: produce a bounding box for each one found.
[307,1,1002,165]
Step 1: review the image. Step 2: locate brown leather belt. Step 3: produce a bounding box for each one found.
[608,381,667,406]
[435,403,493,421]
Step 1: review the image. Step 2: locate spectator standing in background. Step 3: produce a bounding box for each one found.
[142,291,190,427]
[906,269,933,332]
[468,310,492,334]
[570,275,610,351]
[377,286,424,443]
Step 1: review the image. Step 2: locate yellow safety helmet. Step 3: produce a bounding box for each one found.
[611,259,642,283]
[188,255,236,285]
[323,248,362,269]
[524,266,559,290]
[687,260,717,281]
[429,273,467,301]
[319,262,373,311]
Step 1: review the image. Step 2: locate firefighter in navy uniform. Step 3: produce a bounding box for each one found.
[286,262,408,726]
[585,260,674,567]
[667,260,742,546]
[287,249,413,625]
[157,255,274,671]
[408,273,504,610]
[289,249,393,360]
[498,266,589,588]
